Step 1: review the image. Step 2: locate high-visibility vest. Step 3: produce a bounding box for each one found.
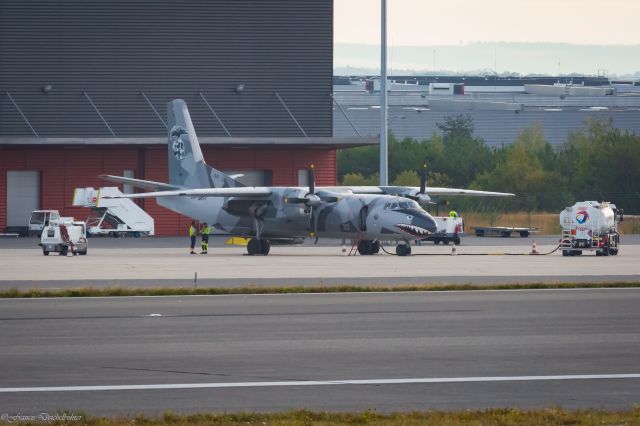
[189,225,197,237]
[202,225,212,235]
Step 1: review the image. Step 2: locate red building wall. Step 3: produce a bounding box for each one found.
[0,145,337,236]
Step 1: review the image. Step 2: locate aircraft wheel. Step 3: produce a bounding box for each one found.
[260,239,270,256]
[371,240,380,254]
[357,240,374,255]
[396,244,411,257]
[247,238,261,255]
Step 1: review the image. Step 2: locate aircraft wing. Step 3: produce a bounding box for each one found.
[415,187,515,197]
[324,185,514,197]
[101,187,272,199]
[317,186,384,194]
[100,175,180,191]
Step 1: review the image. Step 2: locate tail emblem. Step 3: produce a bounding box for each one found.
[170,125,188,160]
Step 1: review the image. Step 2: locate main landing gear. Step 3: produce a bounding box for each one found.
[357,240,380,255]
[247,238,270,256]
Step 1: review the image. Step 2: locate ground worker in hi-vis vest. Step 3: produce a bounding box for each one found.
[189,221,198,254]
[200,222,212,254]
[449,209,459,218]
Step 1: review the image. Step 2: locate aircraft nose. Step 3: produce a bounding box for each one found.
[395,209,437,236]
[412,212,437,234]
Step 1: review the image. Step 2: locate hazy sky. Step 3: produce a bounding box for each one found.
[335,0,640,46]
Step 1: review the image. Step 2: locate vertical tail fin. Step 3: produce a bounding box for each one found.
[167,99,242,188]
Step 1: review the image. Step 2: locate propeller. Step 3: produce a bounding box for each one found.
[284,165,321,206]
[283,164,337,236]
[411,164,432,205]
[419,163,427,194]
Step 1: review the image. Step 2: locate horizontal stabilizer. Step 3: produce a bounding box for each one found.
[99,175,180,192]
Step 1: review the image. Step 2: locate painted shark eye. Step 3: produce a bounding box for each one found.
[406,215,413,220]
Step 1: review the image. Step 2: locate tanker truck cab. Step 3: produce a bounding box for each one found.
[39,218,88,256]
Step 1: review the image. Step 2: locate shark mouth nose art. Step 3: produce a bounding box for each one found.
[395,223,430,237]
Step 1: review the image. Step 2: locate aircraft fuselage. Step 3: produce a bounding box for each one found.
[158,189,436,242]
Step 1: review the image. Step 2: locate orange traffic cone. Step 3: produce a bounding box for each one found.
[530,240,539,255]
[451,243,457,256]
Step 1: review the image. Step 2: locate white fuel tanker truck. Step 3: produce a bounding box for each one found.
[559,201,623,257]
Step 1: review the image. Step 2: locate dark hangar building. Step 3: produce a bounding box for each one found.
[0,0,372,235]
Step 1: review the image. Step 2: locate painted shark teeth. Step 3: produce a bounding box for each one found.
[395,223,429,237]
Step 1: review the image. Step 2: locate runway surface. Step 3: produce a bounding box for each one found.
[1,289,639,414]
[0,236,639,288]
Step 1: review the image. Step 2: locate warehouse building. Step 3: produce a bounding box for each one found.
[1,0,373,235]
[333,76,640,146]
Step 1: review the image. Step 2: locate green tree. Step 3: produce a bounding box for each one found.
[436,114,475,139]
[560,118,640,212]
[471,125,564,210]
[435,115,494,187]
[337,145,379,181]
[341,172,379,186]
[392,170,420,186]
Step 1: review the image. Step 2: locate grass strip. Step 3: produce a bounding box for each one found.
[7,407,640,425]
[1,281,639,298]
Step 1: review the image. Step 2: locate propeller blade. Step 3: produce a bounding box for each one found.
[419,163,427,194]
[321,196,339,203]
[284,197,308,204]
[308,164,315,195]
[284,194,321,207]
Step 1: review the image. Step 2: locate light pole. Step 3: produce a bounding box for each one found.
[380,0,388,186]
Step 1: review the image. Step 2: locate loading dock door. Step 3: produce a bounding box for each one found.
[7,171,40,227]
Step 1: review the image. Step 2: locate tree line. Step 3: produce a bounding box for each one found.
[338,115,640,213]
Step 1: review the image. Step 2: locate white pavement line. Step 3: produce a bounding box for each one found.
[2,374,640,393]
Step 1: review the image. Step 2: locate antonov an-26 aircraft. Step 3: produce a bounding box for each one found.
[102,99,513,256]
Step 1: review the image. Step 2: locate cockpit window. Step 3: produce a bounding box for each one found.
[385,199,422,210]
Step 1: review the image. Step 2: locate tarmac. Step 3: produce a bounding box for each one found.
[1,289,639,414]
[0,235,638,289]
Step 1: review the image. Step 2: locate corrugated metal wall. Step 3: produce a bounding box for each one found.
[334,106,640,147]
[0,146,336,235]
[0,0,332,137]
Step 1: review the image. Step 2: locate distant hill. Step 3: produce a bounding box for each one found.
[334,42,640,78]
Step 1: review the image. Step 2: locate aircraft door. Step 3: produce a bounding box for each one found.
[359,205,368,231]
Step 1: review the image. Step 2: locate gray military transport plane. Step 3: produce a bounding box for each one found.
[102,99,513,256]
